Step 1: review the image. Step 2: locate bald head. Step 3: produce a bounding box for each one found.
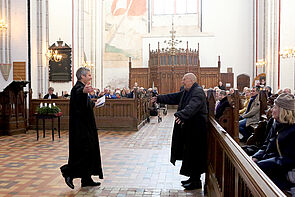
[184,73,197,82]
[182,73,197,90]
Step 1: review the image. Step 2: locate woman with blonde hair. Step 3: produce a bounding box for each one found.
[252,93,295,190]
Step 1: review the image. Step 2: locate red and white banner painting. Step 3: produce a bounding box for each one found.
[111,0,146,16]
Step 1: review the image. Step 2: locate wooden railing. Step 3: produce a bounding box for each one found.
[29,97,150,131]
[206,116,286,197]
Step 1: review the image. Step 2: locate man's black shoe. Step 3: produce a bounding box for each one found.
[181,177,192,185]
[81,178,101,187]
[64,176,74,189]
[182,181,202,190]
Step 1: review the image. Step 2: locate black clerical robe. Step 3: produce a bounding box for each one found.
[60,81,103,179]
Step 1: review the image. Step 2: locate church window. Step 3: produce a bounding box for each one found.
[153,0,198,15]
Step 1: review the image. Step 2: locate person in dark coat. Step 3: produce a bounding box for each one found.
[152,73,208,190]
[43,87,58,99]
[215,90,230,121]
[252,93,295,190]
[218,81,226,90]
[60,67,103,189]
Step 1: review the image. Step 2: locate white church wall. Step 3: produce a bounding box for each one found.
[202,0,254,88]
[280,0,295,92]
[141,0,254,88]
[0,0,28,92]
[11,0,28,63]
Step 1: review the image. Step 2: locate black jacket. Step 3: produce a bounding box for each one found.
[252,120,295,190]
[43,93,58,99]
[60,81,103,179]
[157,82,208,177]
[215,96,230,120]
[253,121,295,167]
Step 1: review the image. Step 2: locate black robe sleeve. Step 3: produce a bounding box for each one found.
[174,87,206,121]
[157,91,183,105]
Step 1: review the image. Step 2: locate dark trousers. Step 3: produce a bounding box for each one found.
[239,119,251,139]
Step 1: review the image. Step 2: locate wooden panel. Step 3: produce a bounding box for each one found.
[0,81,28,135]
[221,72,234,90]
[129,67,149,89]
[206,116,286,197]
[29,97,150,131]
[13,62,26,81]
[237,74,250,92]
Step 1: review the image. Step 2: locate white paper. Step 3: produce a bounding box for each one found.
[95,96,105,108]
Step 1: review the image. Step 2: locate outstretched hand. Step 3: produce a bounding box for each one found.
[83,82,93,94]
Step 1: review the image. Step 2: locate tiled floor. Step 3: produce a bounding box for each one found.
[0,110,205,197]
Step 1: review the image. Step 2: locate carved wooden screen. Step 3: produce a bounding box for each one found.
[129,43,222,94]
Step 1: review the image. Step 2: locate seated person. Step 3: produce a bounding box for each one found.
[95,88,100,97]
[242,87,249,96]
[115,91,121,99]
[89,90,97,99]
[215,90,230,120]
[218,81,226,90]
[259,76,266,89]
[239,86,260,142]
[229,88,235,95]
[252,93,295,190]
[265,86,272,97]
[43,87,58,99]
[239,88,251,115]
[121,88,128,98]
[127,87,136,98]
[63,91,70,98]
[104,88,112,99]
[110,90,117,99]
[283,88,292,94]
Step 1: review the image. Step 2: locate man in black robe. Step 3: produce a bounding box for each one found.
[60,67,103,189]
[152,73,208,190]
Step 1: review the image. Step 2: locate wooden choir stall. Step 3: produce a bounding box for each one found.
[29,92,150,132]
[0,81,29,135]
[129,42,234,94]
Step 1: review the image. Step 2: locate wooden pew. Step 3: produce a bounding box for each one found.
[206,116,286,196]
[244,90,269,145]
[29,90,150,131]
[207,89,240,142]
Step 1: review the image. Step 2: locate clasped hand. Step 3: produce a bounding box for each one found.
[175,117,182,124]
